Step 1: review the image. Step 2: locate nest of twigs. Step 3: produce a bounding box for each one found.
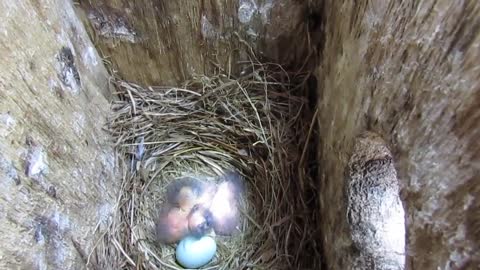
[94,62,320,269]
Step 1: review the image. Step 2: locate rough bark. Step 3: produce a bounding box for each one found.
[0,0,117,269]
[317,1,480,269]
[76,0,315,85]
[2,0,478,269]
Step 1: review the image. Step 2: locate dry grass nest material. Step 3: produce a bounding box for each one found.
[95,63,321,269]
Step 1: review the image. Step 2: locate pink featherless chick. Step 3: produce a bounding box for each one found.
[156,177,216,243]
[208,171,244,235]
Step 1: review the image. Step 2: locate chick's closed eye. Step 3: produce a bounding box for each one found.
[188,206,213,236]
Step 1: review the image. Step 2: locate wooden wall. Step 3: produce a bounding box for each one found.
[317,1,480,269]
[0,1,117,268]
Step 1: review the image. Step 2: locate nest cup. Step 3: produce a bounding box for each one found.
[98,62,320,269]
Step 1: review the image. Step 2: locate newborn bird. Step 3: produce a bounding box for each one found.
[209,172,244,235]
[166,177,204,211]
[156,173,244,243]
[156,178,214,244]
[155,205,190,244]
[188,204,213,236]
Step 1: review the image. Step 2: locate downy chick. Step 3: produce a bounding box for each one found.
[166,177,205,212]
[155,205,190,244]
[209,171,244,235]
[155,203,213,244]
[156,177,216,243]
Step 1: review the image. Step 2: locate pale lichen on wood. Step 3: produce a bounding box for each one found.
[347,132,405,270]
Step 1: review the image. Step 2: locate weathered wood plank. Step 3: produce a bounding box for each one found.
[76,0,313,85]
[0,1,117,269]
[317,1,480,269]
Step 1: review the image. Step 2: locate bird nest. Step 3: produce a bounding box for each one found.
[94,62,320,269]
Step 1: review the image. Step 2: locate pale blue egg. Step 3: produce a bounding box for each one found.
[176,235,217,269]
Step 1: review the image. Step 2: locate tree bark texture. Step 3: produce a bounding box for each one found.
[0,1,117,269]
[76,0,315,85]
[317,1,480,269]
[0,0,478,269]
